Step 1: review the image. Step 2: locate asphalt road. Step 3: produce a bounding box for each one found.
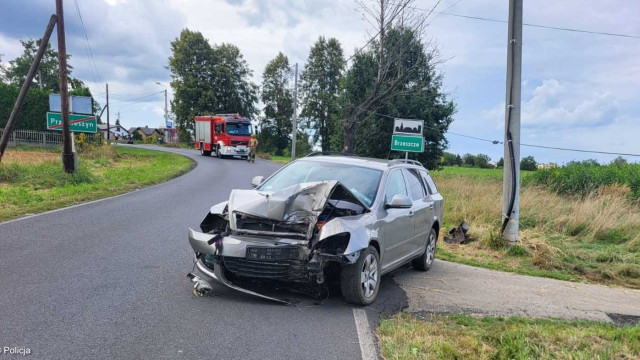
[0,146,393,360]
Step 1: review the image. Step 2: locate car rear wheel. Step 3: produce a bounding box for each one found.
[412,227,437,271]
[341,246,380,306]
[200,143,211,156]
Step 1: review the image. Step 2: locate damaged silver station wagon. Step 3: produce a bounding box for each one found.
[187,153,444,305]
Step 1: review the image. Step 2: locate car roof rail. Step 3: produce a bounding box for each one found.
[305,151,359,157]
[387,159,424,167]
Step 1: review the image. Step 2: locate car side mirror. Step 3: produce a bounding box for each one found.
[386,194,412,209]
[251,176,264,188]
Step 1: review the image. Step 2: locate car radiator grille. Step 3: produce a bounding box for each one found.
[222,257,306,280]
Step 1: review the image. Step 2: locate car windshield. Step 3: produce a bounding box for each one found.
[227,122,252,136]
[258,160,382,207]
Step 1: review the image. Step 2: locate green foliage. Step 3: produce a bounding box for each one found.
[462,153,493,168]
[168,29,258,142]
[520,155,537,171]
[300,37,344,151]
[6,39,84,92]
[345,27,455,169]
[442,152,463,166]
[0,83,49,130]
[260,52,293,155]
[131,131,142,141]
[497,157,504,167]
[526,162,640,199]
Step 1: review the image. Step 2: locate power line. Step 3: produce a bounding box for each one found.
[357,106,640,157]
[73,0,104,86]
[407,4,640,39]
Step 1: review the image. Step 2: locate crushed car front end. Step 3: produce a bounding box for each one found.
[187,180,374,303]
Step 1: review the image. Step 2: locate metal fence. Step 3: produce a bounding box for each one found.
[0,128,63,147]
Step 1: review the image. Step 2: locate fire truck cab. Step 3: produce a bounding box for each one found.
[194,114,253,159]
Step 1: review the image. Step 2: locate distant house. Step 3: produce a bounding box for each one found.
[488,160,498,168]
[537,163,558,170]
[128,126,163,141]
[98,124,130,140]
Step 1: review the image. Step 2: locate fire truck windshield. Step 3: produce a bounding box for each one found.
[226,122,252,136]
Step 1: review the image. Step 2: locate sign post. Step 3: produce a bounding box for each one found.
[391,118,425,158]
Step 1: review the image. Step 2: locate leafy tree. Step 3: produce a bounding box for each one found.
[0,83,49,130]
[612,156,628,166]
[6,39,84,92]
[344,27,455,169]
[497,157,504,167]
[442,152,459,166]
[261,52,293,155]
[520,156,537,171]
[455,154,462,166]
[300,37,344,151]
[168,29,258,143]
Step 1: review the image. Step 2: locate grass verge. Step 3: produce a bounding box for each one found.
[0,145,193,222]
[377,313,640,360]
[432,166,640,288]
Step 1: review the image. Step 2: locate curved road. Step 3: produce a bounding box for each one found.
[0,146,396,360]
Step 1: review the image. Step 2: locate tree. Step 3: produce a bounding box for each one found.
[343,27,454,169]
[520,156,537,171]
[6,39,84,92]
[300,37,345,151]
[341,0,439,153]
[442,152,458,166]
[612,156,628,166]
[261,52,293,155]
[497,157,504,167]
[168,29,258,143]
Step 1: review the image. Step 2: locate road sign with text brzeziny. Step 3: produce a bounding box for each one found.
[46,112,97,133]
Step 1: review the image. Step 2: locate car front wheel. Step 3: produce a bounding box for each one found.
[341,246,380,306]
[412,227,437,271]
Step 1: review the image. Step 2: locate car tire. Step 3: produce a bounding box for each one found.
[216,146,222,159]
[340,245,380,306]
[412,227,437,271]
[200,144,211,156]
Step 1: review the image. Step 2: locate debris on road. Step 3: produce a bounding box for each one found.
[443,221,471,244]
[187,273,214,297]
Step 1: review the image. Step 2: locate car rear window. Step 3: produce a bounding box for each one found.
[405,168,426,200]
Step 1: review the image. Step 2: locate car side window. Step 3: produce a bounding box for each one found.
[214,123,220,135]
[404,168,426,200]
[419,170,439,195]
[385,170,408,203]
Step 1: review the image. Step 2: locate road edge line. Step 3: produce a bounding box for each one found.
[353,308,378,360]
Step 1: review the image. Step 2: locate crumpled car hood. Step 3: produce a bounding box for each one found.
[227,180,365,239]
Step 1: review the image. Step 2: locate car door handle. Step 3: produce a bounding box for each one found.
[428,204,434,209]
[409,211,414,217]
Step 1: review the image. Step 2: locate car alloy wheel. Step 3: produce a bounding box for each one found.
[361,253,379,299]
[425,231,436,267]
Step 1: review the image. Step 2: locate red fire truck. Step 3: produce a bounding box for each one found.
[194,114,253,159]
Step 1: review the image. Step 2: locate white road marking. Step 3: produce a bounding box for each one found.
[353,308,378,360]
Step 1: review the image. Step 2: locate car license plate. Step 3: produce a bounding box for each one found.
[246,246,298,261]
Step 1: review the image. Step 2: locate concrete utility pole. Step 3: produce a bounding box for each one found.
[501,0,523,241]
[106,83,110,143]
[291,63,298,160]
[0,15,57,163]
[156,82,168,127]
[56,0,76,173]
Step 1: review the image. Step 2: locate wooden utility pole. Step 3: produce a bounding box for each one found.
[501,0,523,241]
[106,83,110,143]
[291,63,298,160]
[0,15,57,163]
[56,0,75,173]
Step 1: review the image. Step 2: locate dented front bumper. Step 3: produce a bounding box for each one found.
[188,228,311,304]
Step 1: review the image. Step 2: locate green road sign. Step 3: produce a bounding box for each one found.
[46,112,97,133]
[391,134,424,153]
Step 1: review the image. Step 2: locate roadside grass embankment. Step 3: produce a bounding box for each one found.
[433,165,640,288]
[377,313,640,360]
[0,145,193,222]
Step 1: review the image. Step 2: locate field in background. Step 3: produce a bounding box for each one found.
[0,146,193,222]
[377,313,640,359]
[432,166,640,288]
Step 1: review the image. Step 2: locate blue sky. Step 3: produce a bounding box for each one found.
[1,0,638,164]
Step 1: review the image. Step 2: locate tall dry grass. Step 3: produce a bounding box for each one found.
[2,150,59,165]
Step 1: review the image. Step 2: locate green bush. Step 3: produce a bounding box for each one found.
[525,162,640,199]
